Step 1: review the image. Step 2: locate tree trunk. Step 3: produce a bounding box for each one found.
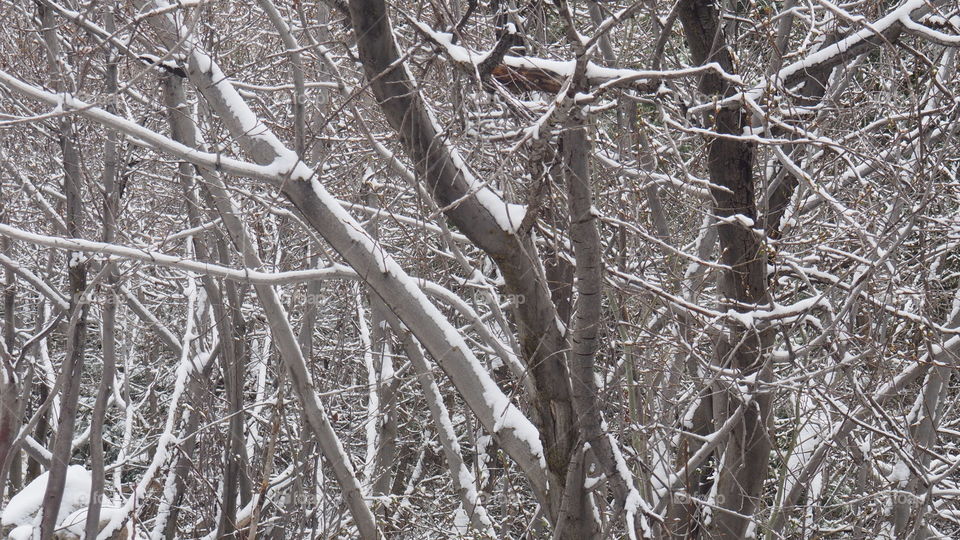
[37,5,90,538]
[676,0,774,536]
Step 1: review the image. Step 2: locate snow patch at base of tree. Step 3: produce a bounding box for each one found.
[1,465,90,533]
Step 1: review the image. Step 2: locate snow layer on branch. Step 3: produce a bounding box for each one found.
[0,71,296,185]
[186,48,314,175]
[307,178,546,468]
[412,21,735,86]
[423,102,526,233]
[722,296,824,327]
[199,59,264,137]
[486,384,546,467]
[695,0,941,113]
[719,213,755,228]
[778,0,932,83]
[605,430,652,538]
[413,271,545,468]
[266,150,314,180]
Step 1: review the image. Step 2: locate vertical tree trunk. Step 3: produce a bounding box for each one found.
[0,162,21,500]
[84,8,120,538]
[558,114,602,539]
[676,0,774,537]
[37,4,89,538]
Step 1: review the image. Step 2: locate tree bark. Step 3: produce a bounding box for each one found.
[0,152,21,501]
[346,0,574,519]
[38,4,90,538]
[84,8,120,538]
[676,0,774,537]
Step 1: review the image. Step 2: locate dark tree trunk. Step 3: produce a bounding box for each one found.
[676,0,775,537]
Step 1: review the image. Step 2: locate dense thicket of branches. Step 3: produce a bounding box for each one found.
[0,0,959,538]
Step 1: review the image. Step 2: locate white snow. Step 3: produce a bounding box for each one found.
[192,51,212,80]
[584,474,603,489]
[726,309,755,328]
[452,506,470,534]
[356,289,382,491]
[478,190,527,233]
[0,70,306,187]
[728,214,755,228]
[414,20,743,89]
[57,505,125,538]
[425,104,527,233]
[1,465,92,532]
[889,459,910,486]
[695,0,936,113]
[68,251,84,268]
[899,14,960,44]
[7,525,33,540]
[484,384,547,469]
[201,60,268,138]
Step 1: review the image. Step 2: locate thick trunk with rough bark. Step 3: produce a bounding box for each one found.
[676,0,774,536]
